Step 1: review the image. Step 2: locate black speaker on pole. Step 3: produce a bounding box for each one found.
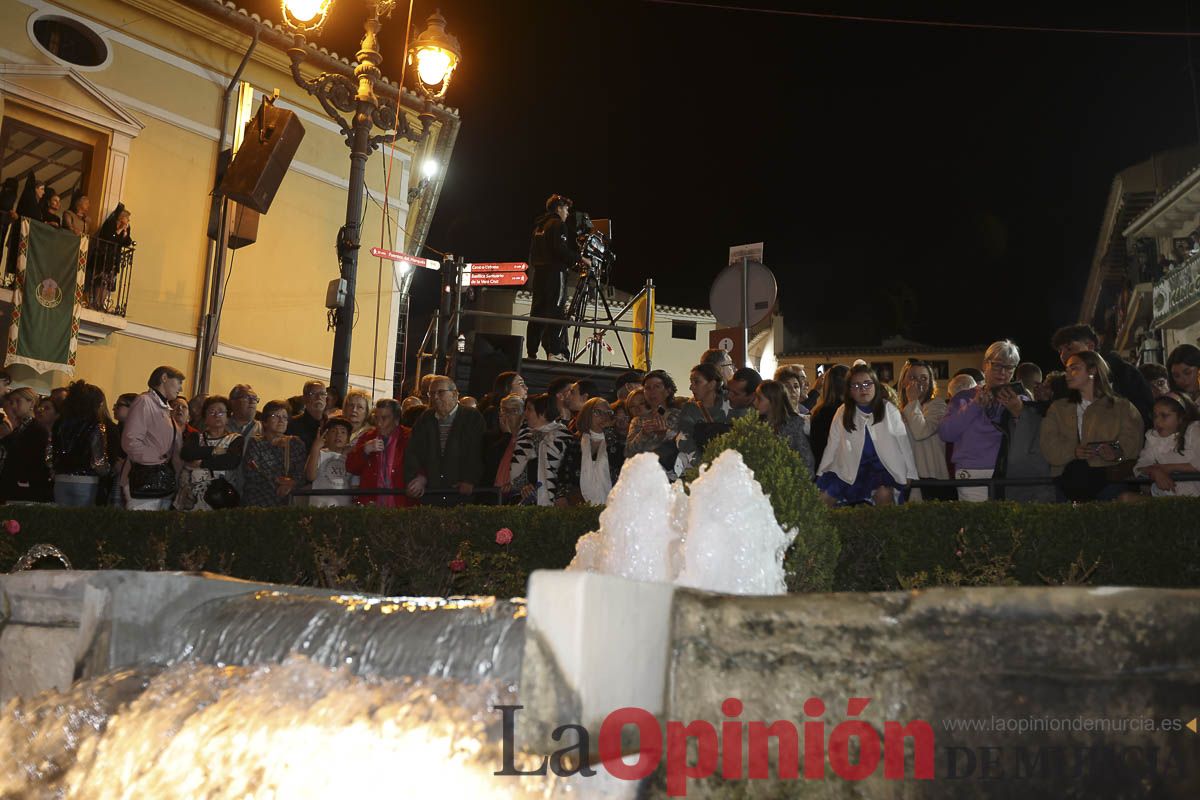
[219,98,305,214]
[468,332,524,399]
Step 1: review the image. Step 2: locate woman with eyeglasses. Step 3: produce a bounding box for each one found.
[938,339,1053,502]
[486,394,527,496]
[241,400,306,507]
[556,397,625,504]
[176,395,244,511]
[814,364,917,507]
[753,379,815,473]
[897,359,950,502]
[481,372,528,433]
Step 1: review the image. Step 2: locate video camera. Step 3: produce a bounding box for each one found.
[571,211,615,282]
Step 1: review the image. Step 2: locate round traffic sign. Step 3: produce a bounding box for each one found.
[709,261,777,328]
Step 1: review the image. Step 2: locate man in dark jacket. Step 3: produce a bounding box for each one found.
[1051,324,1154,430]
[404,375,485,499]
[526,194,587,360]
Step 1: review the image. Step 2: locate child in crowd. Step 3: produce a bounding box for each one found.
[815,364,918,507]
[1132,393,1200,497]
[305,416,353,508]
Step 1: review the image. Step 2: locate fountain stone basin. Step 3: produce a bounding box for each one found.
[0,570,525,705]
[519,571,1200,799]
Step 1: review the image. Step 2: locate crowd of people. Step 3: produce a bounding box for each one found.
[1,322,1197,511]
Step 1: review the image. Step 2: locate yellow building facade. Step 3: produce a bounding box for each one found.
[0,0,457,402]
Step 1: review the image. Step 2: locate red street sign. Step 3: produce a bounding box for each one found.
[369,247,440,270]
[468,272,528,287]
[467,262,528,272]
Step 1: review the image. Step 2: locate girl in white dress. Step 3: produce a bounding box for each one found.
[1133,393,1200,497]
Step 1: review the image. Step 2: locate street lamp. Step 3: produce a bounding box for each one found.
[281,0,460,398]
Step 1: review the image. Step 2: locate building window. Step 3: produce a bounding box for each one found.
[31,16,109,69]
[0,119,93,211]
[672,320,697,340]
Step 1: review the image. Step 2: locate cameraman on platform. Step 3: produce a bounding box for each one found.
[527,194,589,361]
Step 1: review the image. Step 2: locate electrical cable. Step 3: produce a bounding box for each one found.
[641,0,1200,38]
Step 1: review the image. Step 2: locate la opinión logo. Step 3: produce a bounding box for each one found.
[495,697,934,797]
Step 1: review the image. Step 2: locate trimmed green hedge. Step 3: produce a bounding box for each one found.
[832,498,1200,592]
[1,498,1197,595]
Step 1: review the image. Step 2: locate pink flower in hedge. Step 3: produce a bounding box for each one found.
[449,559,466,573]
[3,519,18,535]
[495,528,513,546]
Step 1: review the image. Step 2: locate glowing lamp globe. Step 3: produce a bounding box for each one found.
[281,0,333,32]
[408,11,461,100]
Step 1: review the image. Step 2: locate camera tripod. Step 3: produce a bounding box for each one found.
[564,260,631,367]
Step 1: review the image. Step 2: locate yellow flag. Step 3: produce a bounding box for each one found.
[632,292,654,370]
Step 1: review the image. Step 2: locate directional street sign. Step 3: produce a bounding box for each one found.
[461,261,529,287]
[468,262,528,272]
[369,247,440,270]
[466,271,528,287]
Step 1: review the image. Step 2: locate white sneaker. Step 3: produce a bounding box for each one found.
[547,353,569,362]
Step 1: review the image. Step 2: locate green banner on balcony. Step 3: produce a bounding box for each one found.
[6,218,86,375]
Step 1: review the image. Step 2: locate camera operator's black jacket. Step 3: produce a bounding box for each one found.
[529,212,576,271]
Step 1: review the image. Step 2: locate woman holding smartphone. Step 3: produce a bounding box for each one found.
[1039,351,1143,501]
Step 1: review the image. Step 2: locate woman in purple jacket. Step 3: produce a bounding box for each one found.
[938,340,1053,502]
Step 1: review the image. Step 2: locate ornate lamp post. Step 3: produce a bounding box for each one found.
[281,0,460,398]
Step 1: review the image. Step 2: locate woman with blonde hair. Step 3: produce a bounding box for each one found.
[897,358,949,501]
[1040,350,1142,501]
[341,389,372,444]
[557,397,625,504]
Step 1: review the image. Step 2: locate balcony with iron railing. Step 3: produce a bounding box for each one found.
[0,218,133,343]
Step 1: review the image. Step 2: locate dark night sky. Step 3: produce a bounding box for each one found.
[241,0,1200,369]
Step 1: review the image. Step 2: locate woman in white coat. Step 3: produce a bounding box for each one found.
[816,364,918,507]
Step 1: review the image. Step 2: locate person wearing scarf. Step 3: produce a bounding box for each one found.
[346,398,413,507]
[5,174,44,274]
[487,393,526,494]
[556,397,624,505]
[509,393,575,506]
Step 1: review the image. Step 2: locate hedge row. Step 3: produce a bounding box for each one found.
[1,498,1197,595]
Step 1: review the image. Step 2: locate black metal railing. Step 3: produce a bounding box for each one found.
[911,472,1200,500]
[0,219,135,317]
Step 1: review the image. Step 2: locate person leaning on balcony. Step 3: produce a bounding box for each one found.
[1039,351,1143,502]
[176,395,244,512]
[937,340,1053,503]
[120,365,184,511]
[89,204,131,310]
[62,195,90,237]
[346,399,413,508]
[40,190,61,228]
[5,175,44,274]
[241,400,306,507]
[51,381,111,507]
[405,376,485,501]
[1166,344,1200,404]
[1051,324,1153,431]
